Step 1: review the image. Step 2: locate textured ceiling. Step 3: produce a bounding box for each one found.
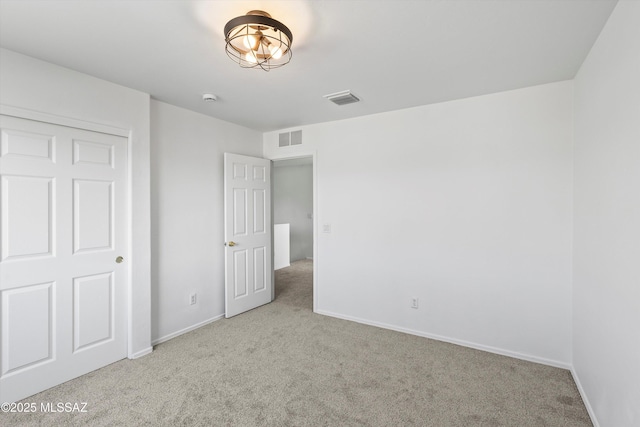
[0,0,617,131]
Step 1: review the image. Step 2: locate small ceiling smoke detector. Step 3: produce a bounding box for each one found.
[202,93,217,102]
[323,90,360,106]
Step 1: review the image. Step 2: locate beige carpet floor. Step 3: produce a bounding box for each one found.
[2,260,591,426]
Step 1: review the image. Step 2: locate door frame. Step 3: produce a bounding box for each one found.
[269,151,318,312]
[0,104,134,356]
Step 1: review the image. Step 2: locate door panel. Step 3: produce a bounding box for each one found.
[1,282,54,376]
[0,127,54,160]
[253,189,266,233]
[233,188,247,235]
[0,114,128,402]
[1,175,54,260]
[234,249,249,298]
[73,179,113,253]
[73,139,113,166]
[73,272,113,352]
[224,153,272,318]
[253,247,266,292]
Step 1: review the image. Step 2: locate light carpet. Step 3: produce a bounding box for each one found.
[2,260,591,426]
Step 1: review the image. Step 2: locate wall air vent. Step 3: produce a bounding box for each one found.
[323,90,360,106]
[279,132,290,147]
[278,130,302,147]
[290,130,302,145]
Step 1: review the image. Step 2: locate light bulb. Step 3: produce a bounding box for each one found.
[242,30,263,51]
[268,44,283,60]
[243,34,259,51]
[245,52,258,64]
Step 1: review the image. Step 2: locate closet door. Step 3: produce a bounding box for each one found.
[0,115,128,402]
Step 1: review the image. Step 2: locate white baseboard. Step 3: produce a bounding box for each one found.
[315,309,571,370]
[151,314,225,346]
[571,367,600,427]
[129,347,153,359]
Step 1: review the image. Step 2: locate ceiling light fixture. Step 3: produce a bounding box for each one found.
[224,10,293,71]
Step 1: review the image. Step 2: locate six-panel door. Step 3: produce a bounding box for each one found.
[224,153,272,318]
[0,115,128,402]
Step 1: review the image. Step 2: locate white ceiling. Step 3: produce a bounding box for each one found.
[0,0,617,132]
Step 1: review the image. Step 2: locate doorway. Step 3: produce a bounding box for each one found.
[272,156,315,311]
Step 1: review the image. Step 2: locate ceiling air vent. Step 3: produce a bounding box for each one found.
[323,90,360,106]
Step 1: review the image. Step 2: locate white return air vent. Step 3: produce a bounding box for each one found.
[323,90,360,106]
[278,130,302,147]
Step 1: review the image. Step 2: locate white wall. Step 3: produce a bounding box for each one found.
[274,163,313,261]
[150,100,262,343]
[274,224,291,270]
[573,2,640,426]
[0,48,152,357]
[265,81,574,366]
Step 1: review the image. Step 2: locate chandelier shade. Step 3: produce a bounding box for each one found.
[224,10,293,71]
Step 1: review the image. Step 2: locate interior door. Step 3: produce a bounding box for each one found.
[224,153,272,318]
[0,114,128,402]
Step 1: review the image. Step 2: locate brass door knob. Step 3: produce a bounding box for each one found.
[116,256,124,263]
[226,241,237,247]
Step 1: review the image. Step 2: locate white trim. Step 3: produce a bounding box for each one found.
[312,153,318,313]
[126,129,136,359]
[0,104,129,136]
[571,367,600,427]
[129,347,153,359]
[151,314,225,346]
[316,309,571,370]
[267,151,318,313]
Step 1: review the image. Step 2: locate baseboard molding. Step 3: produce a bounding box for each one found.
[571,367,600,427]
[315,309,571,370]
[152,314,225,346]
[129,347,153,359]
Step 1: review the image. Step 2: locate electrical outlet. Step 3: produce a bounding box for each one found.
[411,297,419,309]
[190,293,197,305]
